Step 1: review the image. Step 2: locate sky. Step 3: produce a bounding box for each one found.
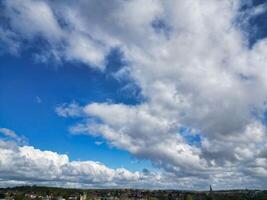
[1,0,267,190]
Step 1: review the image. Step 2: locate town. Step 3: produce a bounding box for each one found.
[0,186,266,200]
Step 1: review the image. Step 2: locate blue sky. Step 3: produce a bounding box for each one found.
[0,49,153,171]
[1,0,267,190]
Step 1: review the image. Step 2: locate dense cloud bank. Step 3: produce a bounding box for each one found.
[2,0,267,189]
[0,130,179,189]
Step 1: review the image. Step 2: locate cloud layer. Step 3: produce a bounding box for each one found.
[0,133,175,189]
[2,0,267,189]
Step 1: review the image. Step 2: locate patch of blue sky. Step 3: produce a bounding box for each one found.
[237,0,267,48]
[251,102,267,126]
[261,113,267,128]
[178,127,202,147]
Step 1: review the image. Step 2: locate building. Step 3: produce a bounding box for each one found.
[79,193,86,200]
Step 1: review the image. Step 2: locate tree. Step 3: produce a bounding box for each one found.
[14,194,24,200]
[185,194,193,200]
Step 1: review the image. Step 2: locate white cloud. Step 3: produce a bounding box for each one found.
[0,138,208,189]
[248,2,267,17]
[55,102,84,118]
[1,0,108,68]
[0,27,20,55]
[0,128,26,144]
[0,128,18,139]
[3,0,63,41]
[53,0,267,188]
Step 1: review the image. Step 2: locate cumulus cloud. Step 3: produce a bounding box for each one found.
[2,0,267,189]
[0,137,206,189]
[1,0,108,68]
[1,135,264,189]
[52,0,267,188]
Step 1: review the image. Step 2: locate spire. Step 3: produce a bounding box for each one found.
[210,185,213,192]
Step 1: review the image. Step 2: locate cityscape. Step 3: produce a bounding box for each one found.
[1,186,267,200]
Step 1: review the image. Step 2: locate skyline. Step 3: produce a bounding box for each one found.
[1,0,267,190]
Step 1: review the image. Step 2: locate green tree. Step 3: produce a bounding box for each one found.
[206,196,212,200]
[185,194,193,200]
[14,194,24,200]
